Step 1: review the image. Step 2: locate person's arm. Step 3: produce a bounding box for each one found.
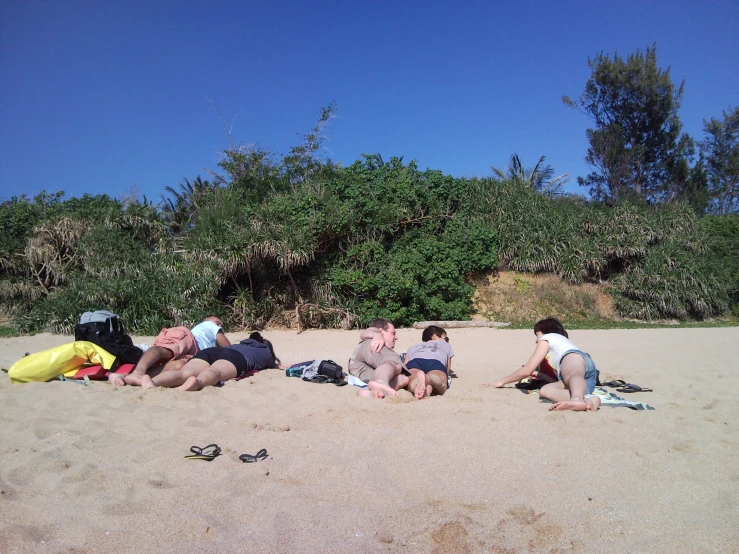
[215,330,231,347]
[359,327,380,340]
[484,340,548,388]
[359,327,385,353]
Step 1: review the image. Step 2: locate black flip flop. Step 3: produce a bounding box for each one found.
[602,380,628,388]
[616,384,653,393]
[239,448,269,463]
[185,444,222,461]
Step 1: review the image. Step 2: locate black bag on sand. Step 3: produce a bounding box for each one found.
[301,360,346,386]
[317,359,344,381]
[74,310,143,365]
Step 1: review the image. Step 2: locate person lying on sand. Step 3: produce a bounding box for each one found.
[484,317,601,412]
[348,318,409,398]
[139,332,281,391]
[358,326,453,400]
[404,325,453,399]
[109,317,230,386]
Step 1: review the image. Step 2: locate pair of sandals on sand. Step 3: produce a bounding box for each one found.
[601,380,653,393]
[185,444,269,463]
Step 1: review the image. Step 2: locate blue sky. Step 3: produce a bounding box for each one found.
[1,0,737,203]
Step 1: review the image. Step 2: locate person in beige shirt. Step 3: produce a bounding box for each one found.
[348,318,408,398]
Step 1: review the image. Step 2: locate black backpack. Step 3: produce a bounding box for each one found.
[74,310,143,365]
[295,359,346,386]
[317,360,344,381]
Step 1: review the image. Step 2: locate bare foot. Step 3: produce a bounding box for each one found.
[549,397,600,412]
[124,373,144,386]
[177,376,203,391]
[368,380,399,398]
[549,401,588,411]
[371,389,385,399]
[357,389,371,397]
[108,373,125,387]
[413,372,427,399]
[140,375,155,390]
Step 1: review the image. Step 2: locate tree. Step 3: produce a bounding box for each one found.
[700,106,739,214]
[161,177,218,234]
[492,154,570,195]
[563,45,692,203]
[281,102,337,186]
[677,154,711,214]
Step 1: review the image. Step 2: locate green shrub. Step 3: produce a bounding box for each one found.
[699,215,739,316]
[330,218,498,326]
[1,110,736,331]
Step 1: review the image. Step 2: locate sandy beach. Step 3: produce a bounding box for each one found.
[1,327,737,553]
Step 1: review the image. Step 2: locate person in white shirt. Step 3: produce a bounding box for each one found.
[190,317,230,351]
[485,317,601,412]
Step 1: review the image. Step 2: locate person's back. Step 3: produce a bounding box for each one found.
[405,325,453,398]
[537,333,577,371]
[406,339,454,367]
[228,338,277,371]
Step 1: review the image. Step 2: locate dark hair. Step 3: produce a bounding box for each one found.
[205,315,224,330]
[422,325,446,342]
[249,331,281,367]
[368,318,393,331]
[534,317,568,338]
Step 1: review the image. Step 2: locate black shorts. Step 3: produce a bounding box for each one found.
[193,347,249,377]
[406,358,447,374]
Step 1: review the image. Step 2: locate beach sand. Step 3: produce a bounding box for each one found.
[1,327,737,553]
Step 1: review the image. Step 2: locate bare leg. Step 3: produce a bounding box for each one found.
[389,373,410,391]
[550,396,601,411]
[126,346,175,385]
[426,370,448,396]
[547,355,599,412]
[177,376,203,391]
[539,381,568,402]
[108,372,126,386]
[177,360,237,392]
[145,359,211,389]
[373,361,402,387]
[367,380,399,398]
[161,358,187,372]
[408,370,427,399]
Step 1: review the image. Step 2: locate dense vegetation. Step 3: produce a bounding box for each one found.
[1,147,736,334]
[1,46,737,334]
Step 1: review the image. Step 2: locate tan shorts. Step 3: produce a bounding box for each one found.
[153,326,198,360]
[348,340,401,383]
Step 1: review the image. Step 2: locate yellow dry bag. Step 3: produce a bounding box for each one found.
[8,341,117,384]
